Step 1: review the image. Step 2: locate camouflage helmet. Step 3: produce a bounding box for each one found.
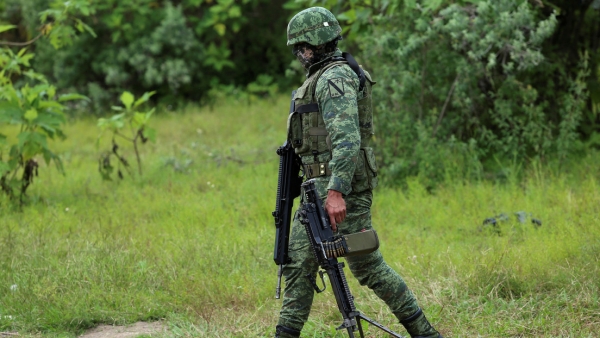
[287,7,342,46]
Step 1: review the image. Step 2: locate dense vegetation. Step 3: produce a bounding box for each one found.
[1,1,600,336]
[2,0,599,186]
[360,0,600,187]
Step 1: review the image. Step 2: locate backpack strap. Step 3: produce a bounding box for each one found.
[342,52,366,92]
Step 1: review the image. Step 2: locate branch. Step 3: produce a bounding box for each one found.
[432,75,460,139]
[114,131,134,142]
[0,33,43,46]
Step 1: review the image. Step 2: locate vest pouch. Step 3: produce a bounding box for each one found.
[351,149,369,193]
[287,112,305,151]
[351,148,379,193]
[363,147,378,190]
[297,109,320,155]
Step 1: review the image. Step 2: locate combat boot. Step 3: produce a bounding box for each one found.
[400,308,443,338]
[274,325,301,338]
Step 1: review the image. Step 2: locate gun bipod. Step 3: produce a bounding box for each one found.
[356,312,404,337]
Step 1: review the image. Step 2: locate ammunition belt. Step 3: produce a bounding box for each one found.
[303,162,331,179]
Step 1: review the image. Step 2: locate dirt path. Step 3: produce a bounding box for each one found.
[79,322,166,338]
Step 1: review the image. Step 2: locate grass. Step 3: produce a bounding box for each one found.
[1,95,599,337]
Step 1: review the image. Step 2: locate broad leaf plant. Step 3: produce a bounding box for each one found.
[0,1,93,205]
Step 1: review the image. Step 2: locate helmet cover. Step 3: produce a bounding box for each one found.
[287,7,342,46]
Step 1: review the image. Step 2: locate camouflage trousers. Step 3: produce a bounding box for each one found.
[277,188,422,334]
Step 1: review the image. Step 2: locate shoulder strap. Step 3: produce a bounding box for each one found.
[342,52,366,92]
[308,61,345,102]
[306,53,366,103]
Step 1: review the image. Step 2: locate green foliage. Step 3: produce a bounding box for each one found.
[368,0,563,184]
[3,0,599,188]
[288,0,597,187]
[97,91,156,180]
[6,0,293,108]
[0,3,90,204]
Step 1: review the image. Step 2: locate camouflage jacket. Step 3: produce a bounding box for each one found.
[292,49,377,196]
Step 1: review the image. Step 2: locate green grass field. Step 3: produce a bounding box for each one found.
[1,95,599,337]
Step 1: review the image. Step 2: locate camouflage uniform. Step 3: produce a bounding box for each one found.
[276,7,441,338]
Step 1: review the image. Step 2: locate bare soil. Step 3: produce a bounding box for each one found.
[78,322,166,338]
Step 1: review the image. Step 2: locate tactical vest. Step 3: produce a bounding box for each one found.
[287,54,379,193]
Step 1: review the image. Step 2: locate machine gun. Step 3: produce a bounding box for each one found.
[272,91,302,299]
[299,179,404,338]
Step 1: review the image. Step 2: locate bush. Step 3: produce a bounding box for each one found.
[0,1,92,205]
[15,0,294,109]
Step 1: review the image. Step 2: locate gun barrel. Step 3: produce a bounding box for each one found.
[275,265,284,299]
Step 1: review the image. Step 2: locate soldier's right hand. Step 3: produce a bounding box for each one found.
[325,189,346,232]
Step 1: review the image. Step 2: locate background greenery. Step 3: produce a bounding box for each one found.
[1,0,600,336]
[2,0,599,183]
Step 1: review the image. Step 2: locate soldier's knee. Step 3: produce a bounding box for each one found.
[283,260,318,283]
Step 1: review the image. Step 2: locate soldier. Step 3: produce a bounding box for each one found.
[275,6,443,338]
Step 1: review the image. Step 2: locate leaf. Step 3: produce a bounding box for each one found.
[214,23,226,36]
[0,101,24,124]
[133,112,146,127]
[42,148,52,165]
[19,136,43,161]
[228,5,241,18]
[38,101,65,110]
[110,113,126,122]
[143,127,157,143]
[120,91,135,110]
[133,91,156,108]
[51,151,64,174]
[23,70,48,83]
[0,25,16,34]
[47,86,56,99]
[0,161,10,175]
[58,93,89,102]
[24,108,38,122]
[423,0,443,12]
[98,117,124,131]
[17,48,28,58]
[145,108,155,120]
[338,9,357,22]
[75,18,97,38]
[35,110,66,128]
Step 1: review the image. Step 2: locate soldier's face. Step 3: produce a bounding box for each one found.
[293,42,316,68]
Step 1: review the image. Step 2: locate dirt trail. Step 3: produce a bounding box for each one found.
[79,322,166,338]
